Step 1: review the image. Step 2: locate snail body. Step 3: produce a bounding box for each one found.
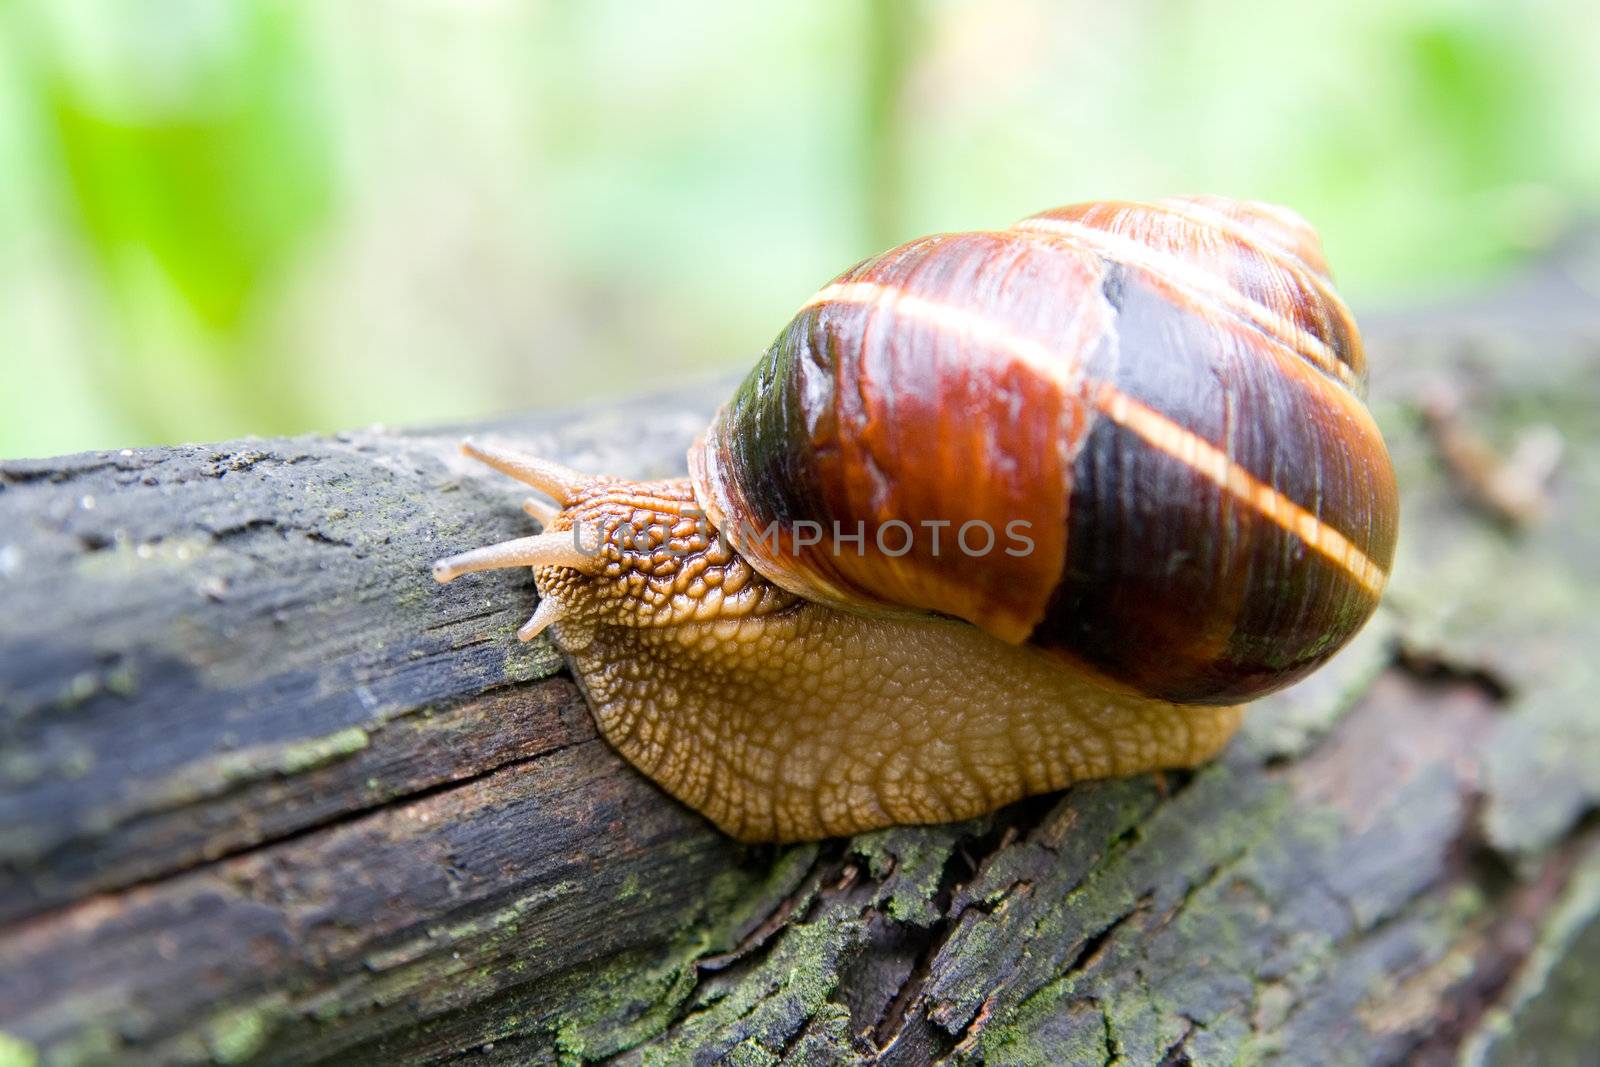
[433,197,1398,842]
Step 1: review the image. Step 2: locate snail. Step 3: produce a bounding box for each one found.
[431,196,1398,842]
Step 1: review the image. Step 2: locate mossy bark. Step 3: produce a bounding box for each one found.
[2,254,1599,1065]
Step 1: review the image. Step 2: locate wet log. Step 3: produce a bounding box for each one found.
[2,252,1599,1065]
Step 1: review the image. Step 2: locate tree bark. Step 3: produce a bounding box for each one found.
[2,255,1599,1066]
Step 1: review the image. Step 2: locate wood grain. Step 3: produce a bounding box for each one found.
[2,254,1599,1064]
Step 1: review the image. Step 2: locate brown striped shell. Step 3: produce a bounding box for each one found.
[688,197,1398,704]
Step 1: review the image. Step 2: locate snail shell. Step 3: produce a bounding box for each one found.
[690,196,1398,703]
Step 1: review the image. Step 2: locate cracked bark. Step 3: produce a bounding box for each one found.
[3,251,1600,1066]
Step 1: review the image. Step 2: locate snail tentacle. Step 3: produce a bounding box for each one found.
[521,497,559,527]
[516,595,564,641]
[459,438,593,505]
[431,531,593,584]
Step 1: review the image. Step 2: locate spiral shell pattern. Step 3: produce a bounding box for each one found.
[690,197,1398,703]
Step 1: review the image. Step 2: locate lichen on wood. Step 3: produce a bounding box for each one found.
[2,256,1599,1064]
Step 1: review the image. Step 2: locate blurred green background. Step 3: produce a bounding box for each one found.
[1,0,1595,458]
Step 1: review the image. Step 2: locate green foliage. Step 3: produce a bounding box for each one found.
[37,3,329,333]
[0,0,1594,457]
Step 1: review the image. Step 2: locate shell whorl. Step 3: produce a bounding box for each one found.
[689,197,1398,703]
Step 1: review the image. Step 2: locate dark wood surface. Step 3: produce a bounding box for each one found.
[2,254,1598,1065]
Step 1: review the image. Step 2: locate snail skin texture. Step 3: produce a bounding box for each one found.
[432,196,1399,842]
